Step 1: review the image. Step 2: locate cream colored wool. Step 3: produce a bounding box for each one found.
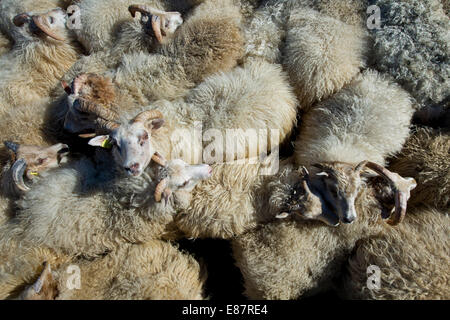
[283,8,369,110]
[295,70,414,166]
[341,206,450,300]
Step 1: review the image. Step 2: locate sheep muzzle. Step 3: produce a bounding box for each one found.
[32,10,66,41]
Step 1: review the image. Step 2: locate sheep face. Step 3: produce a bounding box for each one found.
[277,167,340,227]
[309,162,366,224]
[63,74,118,136]
[129,5,183,44]
[13,8,69,42]
[153,159,213,204]
[3,142,69,192]
[307,161,417,226]
[88,110,165,177]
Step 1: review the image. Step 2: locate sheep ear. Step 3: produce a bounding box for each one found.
[61,80,72,95]
[88,135,112,149]
[151,119,164,131]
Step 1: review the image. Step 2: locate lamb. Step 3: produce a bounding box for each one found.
[387,127,450,212]
[61,59,297,165]
[8,240,206,300]
[0,7,81,110]
[231,171,418,300]
[293,69,414,224]
[369,0,449,111]
[282,8,369,110]
[340,206,450,300]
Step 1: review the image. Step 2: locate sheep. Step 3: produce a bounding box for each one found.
[242,3,369,109]
[61,59,297,166]
[55,0,245,121]
[8,241,206,300]
[293,69,414,224]
[282,8,369,110]
[369,0,449,110]
[387,126,450,212]
[231,170,418,300]
[61,0,243,80]
[0,148,212,258]
[65,0,203,54]
[241,0,288,64]
[65,0,167,54]
[0,0,68,40]
[340,206,450,300]
[0,8,81,110]
[174,156,415,239]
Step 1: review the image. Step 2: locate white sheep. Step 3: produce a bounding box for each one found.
[294,69,414,224]
[231,169,417,299]
[0,7,81,110]
[282,7,369,110]
[62,59,297,166]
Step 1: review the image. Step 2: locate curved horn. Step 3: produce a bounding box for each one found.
[13,13,30,27]
[77,99,118,121]
[151,152,167,167]
[96,118,120,132]
[32,14,65,41]
[354,160,368,173]
[151,15,163,43]
[154,178,168,202]
[128,4,154,17]
[11,158,30,192]
[132,110,164,124]
[4,141,20,154]
[365,161,417,225]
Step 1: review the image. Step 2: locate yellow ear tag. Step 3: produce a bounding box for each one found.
[30,171,39,176]
[101,139,113,149]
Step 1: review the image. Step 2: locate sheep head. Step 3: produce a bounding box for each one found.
[128,4,183,44]
[18,262,58,300]
[63,73,119,137]
[307,161,417,226]
[4,142,69,192]
[13,8,68,42]
[153,159,212,205]
[88,110,165,177]
[276,167,340,226]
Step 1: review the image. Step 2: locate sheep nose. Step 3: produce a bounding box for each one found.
[125,163,140,175]
[342,216,355,224]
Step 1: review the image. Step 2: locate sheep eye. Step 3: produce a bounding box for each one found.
[37,158,47,165]
[49,16,55,24]
[181,180,191,188]
[139,132,148,146]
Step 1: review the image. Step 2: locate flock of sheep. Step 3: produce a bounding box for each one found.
[0,0,448,300]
